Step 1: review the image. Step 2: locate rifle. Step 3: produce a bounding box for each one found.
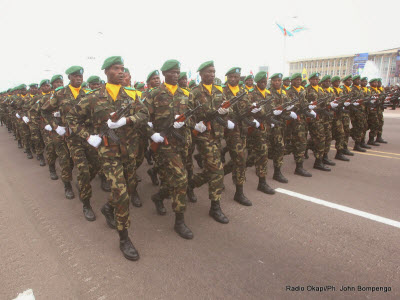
[309,95,332,118]
[150,105,202,152]
[258,96,303,126]
[192,90,247,136]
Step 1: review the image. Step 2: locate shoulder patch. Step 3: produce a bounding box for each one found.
[214,85,223,93]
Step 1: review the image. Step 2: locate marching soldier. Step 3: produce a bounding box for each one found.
[376,78,387,144]
[178,72,188,89]
[350,75,369,152]
[282,77,291,90]
[340,75,354,156]
[367,78,382,146]
[244,75,255,91]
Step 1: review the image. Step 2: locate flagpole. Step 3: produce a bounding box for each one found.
[283,34,286,72]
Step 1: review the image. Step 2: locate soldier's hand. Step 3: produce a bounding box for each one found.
[273,110,282,116]
[286,105,294,111]
[330,101,338,108]
[87,134,102,148]
[151,132,164,143]
[53,111,61,117]
[308,104,316,110]
[16,113,21,118]
[218,107,229,115]
[22,116,30,123]
[147,122,153,128]
[310,110,317,118]
[55,126,66,136]
[227,120,235,130]
[107,117,127,129]
[353,102,360,106]
[173,115,185,129]
[253,119,260,128]
[289,112,298,119]
[194,121,207,133]
[344,101,351,107]
[44,124,52,131]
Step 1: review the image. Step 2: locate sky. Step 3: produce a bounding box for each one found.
[0,0,399,90]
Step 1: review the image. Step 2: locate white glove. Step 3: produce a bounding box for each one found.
[370,100,376,104]
[151,132,164,143]
[22,116,29,123]
[330,101,338,108]
[290,111,298,119]
[253,119,260,128]
[270,123,275,128]
[107,117,127,129]
[385,97,391,101]
[16,113,21,118]
[173,115,185,129]
[344,101,351,107]
[286,105,294,111]
[353,102,359,106]
[56,126,66,136]
[147,122,153,128]
[251,107,262,114]
[87,134,102,148]
[310,110,317,118]
[227,120,235,130]
[53,111,61,117]
[44,124,52,131]
[194,121,207,133]
[273,110,282,116]
[218,106,229,115]
[308,105,316,110]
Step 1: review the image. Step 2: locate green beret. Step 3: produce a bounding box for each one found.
[309,72,320,80]
[179,72,187,80]
[66,66,84,75]
[254,71,267,83]
[377,78,382,82]
[331,76,341,83]
[101,56,124,70]
[160,59,180,72]
[319,75,331,84]
[282,76,290,81]
[361,77,368,81]
[29,83,38,88]
[18,84,27,90]
[197,61,214,72]
[352,75,361,81]
[87,75,101,84]
[290,73,302,80]
[50,74,63,84]
[244,75,254,81]
[239,81,244,86]
[225,67,241,76]
[136,83,145,89]
[146,70,160,82]
[189,80,196,88]
[369,78,378,83]
[301,80,307,84]
[39,79,50,87]
[342,75,352,82]
[270,73,283,80]
[81,82,87,87]
[124,68,130,74]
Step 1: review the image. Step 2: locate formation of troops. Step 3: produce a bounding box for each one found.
[0,56,396,261]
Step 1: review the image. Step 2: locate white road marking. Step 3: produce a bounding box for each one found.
[276,188,400,229]
[13,289,35,300]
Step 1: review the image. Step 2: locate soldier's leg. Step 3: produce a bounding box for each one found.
[368,110,380,145]
[22,123,33,159]
[292,120,312,176]
[376,109,387,143]
[309,120,330,171]
[55,140,74,199]
[127,138,142,208]
[322,117,336,165]
[350,110,366,152]
[342,113,351,150]
[271,125,288,182]
[253,131,275,194]
[332,116,349,161]
[29,124,45,165]
[186,141,197,203]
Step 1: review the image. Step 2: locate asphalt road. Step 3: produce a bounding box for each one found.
[1,110,399,300]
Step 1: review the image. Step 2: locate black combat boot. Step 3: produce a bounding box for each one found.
[99,173,111,192]
[151,192,167,215]
[193,153,203,168]
[294,162,312,177]
[63,181,75,199]
[49,164,58,180]
[118,229,140,261]
[37,153,46,166]
[342,145,354,156]
[82,199,96,221]
[17,140,22,148]
[322,154,336,166]
[130,189,142,207]
[367,137,380,146]
[187,187,197,203]
[257,177,276,194]
[353,142,366,152]
[335,150,350,161]
[144,149,153,165]
[376,134,387,144]
[304,148,309,159]
[360,139,371,149]
[273,166,288,183]
[209,201,229,223]
[101,203,116,229]
[26,149,33,159]
[233,184,252,206]
[147,168,159,185]
[174,213,193,239]
[313,158,331,171]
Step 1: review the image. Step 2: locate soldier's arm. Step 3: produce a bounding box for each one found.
[66,97,91,140]
[143,96,156,137]
[127,95,149,128]
[41,96,59,129]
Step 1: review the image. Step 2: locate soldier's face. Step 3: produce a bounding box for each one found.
[163,68,180,85]
[245,78,254,86]
[283,79,290,86]
[42,84,51,93]
[377,81,382,87]
[122,72,131,87]
[257,78,267,90]
[21,88,27,95]
[321,79,331,88]
[178,77,187,88]
[89,83,101,90]
[69,73,83,88]
[200,66,215,85]
[52,79,63,89]
[309,77,319,86]
[105,64,125,85]
[332,80,340,88]
[344,79,352,86]
[227,73,240,87]
[271,78,282,89]
[301,81,306,87]
[30,86,38,95]
[353,79,361,86]
[148,75,161,88]
[292,78,301,88]
[370,81,378,88]
[361,80,367,87]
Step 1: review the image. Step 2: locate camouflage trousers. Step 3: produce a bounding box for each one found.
[307,119,325,159]
[269,125,285,168]
[377,107,384,135]
[42,129,58,165]
[341,112,351,148]
[321,116,333,155]
[13,119,21,141]
[29,123,45,155]
[332,114,345,151]
[67,137,101,201]
[246,129,268,178]
[54,137,73,182]
[21,122,32,152]
[350,109,368,143]
[285,119,307,163]
[192,137,224,202]
[135,134,147,170]
[224,131,246,185]
[368,108,379,139]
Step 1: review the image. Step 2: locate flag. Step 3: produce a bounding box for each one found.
[276,23,293,37]
[302,68,308,81]
[292,27,307,33]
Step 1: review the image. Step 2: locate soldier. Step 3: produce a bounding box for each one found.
[87,75,102,90]
[67,56,148,261]
[285,73,312,176]
[350,75,369,152]
[375,78,387,143]
[223,67,253,205]
[15,84,34,159]
[305,72,331,171]
[340,75,354,156]
[244,74,255,91]
[367,78,382,146]
[282,77,291,90]
[189,80,197,89]
[246,71,276,193]
[135,83,145,92]
[360,77,375,146]
[301,80,307,88]
[331,76,350,161]
[178,72,188,89]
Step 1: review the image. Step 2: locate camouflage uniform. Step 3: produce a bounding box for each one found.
[377,86,385,137]
[368,87,380,140]
[361,86,371,142]
[349,85,368,144]
[24,93,45,157]
[332,87,345,151]
[341,85,352,149]
[321,87,335,156]
[67,85,148,230]
[15,94,32,152]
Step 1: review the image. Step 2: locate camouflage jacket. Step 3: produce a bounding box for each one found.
[29,92,53,127]
[21,94,39,118]
[145,83,193,149]
[189,83,228,140]
[286,85,309,118]
[305,84,330,117]
[247,87,273,131]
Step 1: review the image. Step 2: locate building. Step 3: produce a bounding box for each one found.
[288,47,400,85]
